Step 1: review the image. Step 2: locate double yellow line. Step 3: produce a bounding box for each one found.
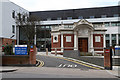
[56,57,104,70]
[36,59,44,67]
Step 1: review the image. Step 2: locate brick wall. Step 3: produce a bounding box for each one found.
[2,38,16,46]
[2,46,36,66]
[51,35,61,51]
[93,34,103,51]
[63,34,74,50]
[2,55,29,65]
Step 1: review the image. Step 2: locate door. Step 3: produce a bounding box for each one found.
[78,38,88,52]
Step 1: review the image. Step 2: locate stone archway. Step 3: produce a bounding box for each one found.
[73,19,94,53]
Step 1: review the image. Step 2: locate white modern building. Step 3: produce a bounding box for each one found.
[0,0,29,47]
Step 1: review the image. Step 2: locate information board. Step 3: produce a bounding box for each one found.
[15,45,27,55]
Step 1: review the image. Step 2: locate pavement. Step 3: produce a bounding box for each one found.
[0,67,18,72]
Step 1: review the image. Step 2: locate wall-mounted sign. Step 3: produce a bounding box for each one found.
[15,45,27,55]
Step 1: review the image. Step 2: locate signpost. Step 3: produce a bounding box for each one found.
[15,45,27,55]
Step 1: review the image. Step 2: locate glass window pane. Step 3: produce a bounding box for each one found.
[78,16,83,19]
[111,23,117,26]
[101,15,107,18]
[57,17,62,20]
[90,16,94,19]
[114,14,119,17]
[67,17,72,20]
[112,34,116,40]
[106,40,110,47]
[105,23,110,27]
[105,34,110,40]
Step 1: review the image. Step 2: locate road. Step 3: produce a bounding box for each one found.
[36,55,93,70]
[1,55,119,79]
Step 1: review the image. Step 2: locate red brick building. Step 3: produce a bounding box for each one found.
[51,19,107,55]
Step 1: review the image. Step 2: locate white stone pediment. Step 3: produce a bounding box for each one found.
[74,19,94,30]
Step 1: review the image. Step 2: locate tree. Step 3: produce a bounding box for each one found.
[15,13,40,54]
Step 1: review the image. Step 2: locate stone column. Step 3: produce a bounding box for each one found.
[74,32,77,50]
[116,34,119,45]
[61,34,63,52]
[104,34,106,48]
[110,34,112,46]
[91,32,94,55]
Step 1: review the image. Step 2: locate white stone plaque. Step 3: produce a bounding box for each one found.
[95,36,101,42]
[53,35,58,43]
[66,36,71,42]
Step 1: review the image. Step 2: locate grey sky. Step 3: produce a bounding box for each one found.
[10,0,120,11]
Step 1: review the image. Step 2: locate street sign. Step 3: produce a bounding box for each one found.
[105,49,110,53]
[15,45,27,55]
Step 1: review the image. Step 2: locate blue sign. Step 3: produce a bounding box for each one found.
[15,45,27,55]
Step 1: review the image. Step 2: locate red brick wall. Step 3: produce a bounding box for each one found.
[51,35,61,50]
[2,38,16,46]
[63,34,74,50]
[93,34,103,51]
[2,46,36,66]
[29,46,36,65]
[2,55,29,65]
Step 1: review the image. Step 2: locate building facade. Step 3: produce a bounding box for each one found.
[0,0,29,47]
[0,0,120,54]
[30,6,120,53]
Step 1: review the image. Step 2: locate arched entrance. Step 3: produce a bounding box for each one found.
[74,19,94,53]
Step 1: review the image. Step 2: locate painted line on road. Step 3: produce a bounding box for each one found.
[36,59,44,67]
[56,57,104,70]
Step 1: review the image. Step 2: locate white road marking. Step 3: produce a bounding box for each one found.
[58,64,63,67]
[58,64,78,68]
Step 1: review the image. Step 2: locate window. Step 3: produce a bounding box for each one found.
[67,17,72,20]
[41,26,45,29]
[111,23,117,26]
[89,16,94,19]
[78,16,83,19]
[101,15,107,18]
[18,13,21,20]
[114,14,119,17]
[12,25,15,33]
[111,22,120,26]
[106,34,110,47]
[112,34,116,47]
[47,18,51,21]
[66,36,71,42]
[95,36,101,42]
[12,10,15,18]
[105,23,110,27]
[46,26,49,29]
[57,17,62,20]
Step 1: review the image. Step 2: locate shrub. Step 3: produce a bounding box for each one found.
[4,44,13,55]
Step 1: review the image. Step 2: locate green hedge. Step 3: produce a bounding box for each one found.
[4,44,14,55]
